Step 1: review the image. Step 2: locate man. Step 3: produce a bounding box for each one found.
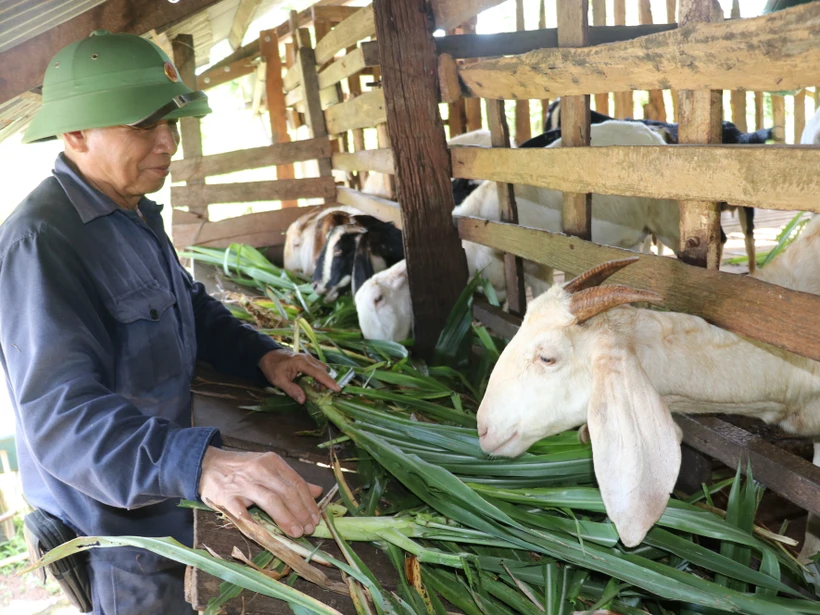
[0,30,340,613]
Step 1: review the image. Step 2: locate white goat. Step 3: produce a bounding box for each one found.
[802,106,820,145]
[477,215,820,549]
[356,122,680,342]
[356,260,412,342]
[283,206,362,275]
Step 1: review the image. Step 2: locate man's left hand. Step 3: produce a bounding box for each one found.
[259,349,341,404]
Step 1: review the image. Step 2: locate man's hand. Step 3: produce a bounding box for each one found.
[199,447,322,537]
[259,349,341,404]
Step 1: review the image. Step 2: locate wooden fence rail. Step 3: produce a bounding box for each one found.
[457,216,820,363]
[171,177,336,207]
[451,146,820,213]
[455,2,820,100]
[325,89,387,135]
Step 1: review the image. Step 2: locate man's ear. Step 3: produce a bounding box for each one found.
[61,131,89,154]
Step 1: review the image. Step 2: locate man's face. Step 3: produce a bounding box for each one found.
[70,120,180,201]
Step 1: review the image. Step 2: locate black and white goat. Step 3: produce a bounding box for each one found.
[312,215,404,301]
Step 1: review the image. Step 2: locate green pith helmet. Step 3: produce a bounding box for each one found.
[23,30,211,144]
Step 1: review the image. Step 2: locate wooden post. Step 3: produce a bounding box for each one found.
[613,0,632,119]
[772,94,786,143]
[172,34,206,219]
[346,44,366,189]
[296,43,335,203]
[557,0,592,240]
[668,0,679,122]
[539,0,550,130]
[795,89,806,144]
[373,0,469,358]
[591,0,608,116]
[729,0,747,132]
[376,123,396,199]
[755,91,765,131]
[462,17,483,133]
[487,99,525,316]
[640,0,666,122]
[260,30,298,207]
[677,0,723,270]
[448,27,467,138]
[514,0,531,145]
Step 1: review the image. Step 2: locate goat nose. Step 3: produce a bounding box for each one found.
[312,281,319,290]
[477,423,488,438]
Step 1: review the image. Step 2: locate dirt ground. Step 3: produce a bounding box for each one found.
[0,569,77,615]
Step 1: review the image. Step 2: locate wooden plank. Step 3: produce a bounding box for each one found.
[613,0,632,119]
[487,99,525,316]
[557,0,592,241]
[261,30,297,208]
[198,55,257,90]
[676,0,722,270]
[539,0,550,130]
[640,0,666,122]
[172,205,328,249]
[312,6,362,23]
[431,0,507,31]
[591,0,609,116]
[513,0,531,146]
[449,145,820,213]
[374,0,469,357]
[433,24,677,59]
[728,0,746,133]
[285,83,339,112]
[229,0,263,50]
[0,0,223,106]
[796,89,807,144]
[296,44,335,202]
[772,94,787,143]
[324,89,386,134]
[346,47,367,188]
[331,149,395,175]
[170,139,331,183]
[317,42,379,90]
[457,217,820,362]
[440,53,463,105]
[756,91,765,131]
[457,2,820,100]
[336,187,402,228]
[171,177,337,208]
[376,123,396,200]
[314,6,375,66]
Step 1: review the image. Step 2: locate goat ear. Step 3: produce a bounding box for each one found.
[587,342,681,548]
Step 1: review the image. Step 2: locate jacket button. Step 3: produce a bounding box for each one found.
[150,308,159,320]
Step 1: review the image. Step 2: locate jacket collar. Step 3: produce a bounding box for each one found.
[52,153,164,224]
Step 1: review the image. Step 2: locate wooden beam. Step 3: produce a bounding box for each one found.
[795,89,807,144]
[172,206,327,249]
[296,44,335,201]
[171,177,337,207]
[198,55,258,91]
[513,0,531,145]
[285,85,340,113]
[374,0,469,357]
[324,89,386,134]
[457,217,820,362]
[317,42,379,90]
[336,187,402,228]
[449,145,820,213]
[331,149,394,175]
[640,0,666,122]
[314,6,375,66]
[172,35,205,217]
[613,0,632,119]
[261,30,297,207]
[557,0,592,241]
[0,0,223,106]
[457,2,820,100]
[346,46,367,187]
[755,91,765,131]
[487,99,525,316]
[591,0,609,116]
[728,0,746,132]
[431,0,507,31]
[676,0,722,270]
[170,139,331,183]
[229,0,263,50]
[772,94,787,143]
[434,24,677,59]
[539,0,550,131]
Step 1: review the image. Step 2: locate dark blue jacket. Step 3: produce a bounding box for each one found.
[0,154,281,613]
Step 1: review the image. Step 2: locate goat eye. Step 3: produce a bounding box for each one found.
[333,249,343,257]
[374,295,384,304]
[539,356,556,366]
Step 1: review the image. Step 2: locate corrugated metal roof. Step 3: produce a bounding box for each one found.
[0,0,107,54]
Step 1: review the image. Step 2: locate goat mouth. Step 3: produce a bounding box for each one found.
[481,430,520,457]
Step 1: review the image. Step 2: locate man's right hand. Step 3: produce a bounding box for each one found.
[198,447,322,538]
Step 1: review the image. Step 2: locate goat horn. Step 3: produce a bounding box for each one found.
[570,285,664,324]
[563,257,641,294]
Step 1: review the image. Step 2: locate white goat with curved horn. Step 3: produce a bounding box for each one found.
[477,217,820,548]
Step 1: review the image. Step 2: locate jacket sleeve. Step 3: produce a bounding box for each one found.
[185,270,282,385]
[0,229,219,510]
